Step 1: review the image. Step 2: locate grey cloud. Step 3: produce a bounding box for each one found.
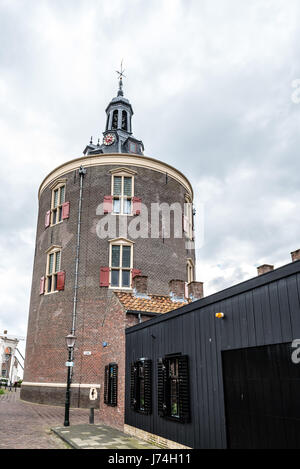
[1,0,300,337]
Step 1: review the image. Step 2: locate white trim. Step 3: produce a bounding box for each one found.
[111,173,134,216]
[109,238,133,289]
[38,153,193,200]
[109,167,137,176]
[21,382,101,389]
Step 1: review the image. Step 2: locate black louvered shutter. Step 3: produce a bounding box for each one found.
[130,362,138,409]
[157,358,167,417]
[178,355,190,423]
[104,365,109,404]
[143,359,152,415]
[111,363,118,407]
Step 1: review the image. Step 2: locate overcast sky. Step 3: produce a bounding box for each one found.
[1,0,300,354]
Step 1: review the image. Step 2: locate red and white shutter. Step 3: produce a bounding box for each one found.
[103,196,113,214]
[57,271,65,291]
[132,197,142,216]
[100,267,110,287]
[40,276,45,295]
[62,202,70,220]
[45,211,51,229]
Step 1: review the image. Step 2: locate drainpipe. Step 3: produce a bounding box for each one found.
[70,165,86,359]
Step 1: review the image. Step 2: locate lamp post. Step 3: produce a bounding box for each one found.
[64,333,76,427]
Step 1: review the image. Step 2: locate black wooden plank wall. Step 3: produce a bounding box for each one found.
[125,263,300,449]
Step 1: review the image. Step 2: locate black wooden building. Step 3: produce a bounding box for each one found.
[125,259,300,449]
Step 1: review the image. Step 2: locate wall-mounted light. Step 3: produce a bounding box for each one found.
[215,312,225,319]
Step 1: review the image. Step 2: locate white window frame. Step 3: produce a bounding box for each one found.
[109,238,134,290]
[187,258,194,284]
[184,195,193,240]
[50,180,66,226]
[45,245,62,294]
[110,168,136,216]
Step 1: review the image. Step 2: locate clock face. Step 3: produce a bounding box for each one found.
[103,133,115,146]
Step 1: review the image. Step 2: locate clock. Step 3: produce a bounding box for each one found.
[103,133,115,146]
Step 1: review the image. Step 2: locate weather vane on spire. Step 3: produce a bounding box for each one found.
[116,60,126,96]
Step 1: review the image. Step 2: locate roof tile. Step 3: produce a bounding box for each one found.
[114,292,189,314]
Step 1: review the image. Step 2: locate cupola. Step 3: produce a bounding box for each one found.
[84,63,144,156]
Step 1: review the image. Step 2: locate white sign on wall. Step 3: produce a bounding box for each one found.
[89,387,98,401]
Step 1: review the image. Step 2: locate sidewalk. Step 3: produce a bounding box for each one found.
[52,424,157,449]
[0,389,156,449]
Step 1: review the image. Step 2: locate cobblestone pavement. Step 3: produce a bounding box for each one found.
[0,389,101,449]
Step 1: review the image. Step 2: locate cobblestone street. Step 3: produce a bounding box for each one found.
[0,389,101,449]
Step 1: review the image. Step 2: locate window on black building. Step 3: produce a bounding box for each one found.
[130,359,152,414]
[104,363,118,406]
[157,355,190,423]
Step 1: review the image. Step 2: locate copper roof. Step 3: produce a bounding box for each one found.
[114,292,189,314]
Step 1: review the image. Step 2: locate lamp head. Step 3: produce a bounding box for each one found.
[65,334,76,349]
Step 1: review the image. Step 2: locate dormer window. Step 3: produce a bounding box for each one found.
[129,142,137,153]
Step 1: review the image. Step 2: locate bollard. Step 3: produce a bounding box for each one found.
[89,407,95,425]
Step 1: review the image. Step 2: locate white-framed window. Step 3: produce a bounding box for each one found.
[184,195,193,240]
[110,169,136,216]
[187,258,194,284]
[46,246,62,294]
[51,183,66,226]
[109,238,134,289]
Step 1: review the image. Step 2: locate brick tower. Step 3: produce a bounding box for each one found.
[21,72,201,429]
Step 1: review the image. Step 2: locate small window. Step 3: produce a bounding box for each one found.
[157,355,190,423]
[130,359,152,414]
[112,175,133,215]
[51,184,66,226]
[104,363,118,406]
[109,241,133,289]
[46,248,61,294]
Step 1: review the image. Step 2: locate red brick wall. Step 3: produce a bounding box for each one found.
[22,161,195,429]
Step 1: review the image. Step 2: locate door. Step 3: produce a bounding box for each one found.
[222,343,300,449]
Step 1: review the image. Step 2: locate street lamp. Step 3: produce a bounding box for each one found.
[64,333,76,427]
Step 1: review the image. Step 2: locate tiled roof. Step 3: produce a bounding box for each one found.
[114,292,189,314]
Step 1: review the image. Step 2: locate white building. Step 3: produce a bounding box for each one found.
[0,331,24,384]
